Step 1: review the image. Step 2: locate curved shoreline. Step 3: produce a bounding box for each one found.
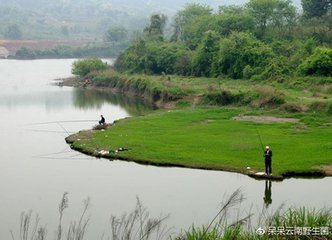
[65,128,330,182]
[62,77,332,181]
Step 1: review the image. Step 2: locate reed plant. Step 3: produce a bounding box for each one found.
[11,191,331,240]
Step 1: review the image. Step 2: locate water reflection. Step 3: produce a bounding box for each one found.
[73,88,154,116]
[263,180,272,208]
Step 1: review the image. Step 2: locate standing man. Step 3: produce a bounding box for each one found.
[264,146,272,175]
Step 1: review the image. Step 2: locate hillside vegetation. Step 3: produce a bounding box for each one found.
[115,1,332,80]
[67,0,332,179]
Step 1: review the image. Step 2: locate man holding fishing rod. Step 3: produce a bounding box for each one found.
[264,146,272,175]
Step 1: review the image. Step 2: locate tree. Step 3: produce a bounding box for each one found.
[213,32,274,79]
[114,38,148,73]
[192,31,220,77]
[105,27,128,43]
[144,14,167,41]
[301,0,332,19]
[72,58,109,77]
[171,3,212,44]
[15,47,35,59]
[271,0,297,38]
[247,0,296,39]
[4,24,23,39]
[217,6,256,36]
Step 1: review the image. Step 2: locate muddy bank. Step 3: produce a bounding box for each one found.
[59,77,182,109]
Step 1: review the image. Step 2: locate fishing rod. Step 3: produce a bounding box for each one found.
[255,125,264,152]
[26,119,98,126]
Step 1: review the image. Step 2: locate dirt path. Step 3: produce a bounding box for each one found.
[233,115,299,123]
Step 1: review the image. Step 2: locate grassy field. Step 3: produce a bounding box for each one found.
[64,70,332,179]
[66,107,332,179]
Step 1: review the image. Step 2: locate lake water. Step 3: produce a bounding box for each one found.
[0,59,331,239]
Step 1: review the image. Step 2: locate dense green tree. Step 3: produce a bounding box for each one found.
[212,32,274,79]
[144,14,167,41]
[115,38,148,73]
[216,6,256,36]
[271,0,297,39]
[171,3,212,44]
[4,24,23,39]
[301,0,332,19]
[146,42,189,74]
[192,31,220,77]
[178,14,216,49]
[72,58,109,77]
[247,0,296,39]
[115,39,190,75]
[15,47,35,59]
[112,2,332,79]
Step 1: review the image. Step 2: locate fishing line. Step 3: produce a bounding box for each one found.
[24,129,75,134]
[32,148,73,159]
[57,122,70,136]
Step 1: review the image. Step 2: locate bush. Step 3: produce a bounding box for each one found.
[281,103,306,113]
[15,47,36,59]
[72,58,109,77]
[300,47,332,77]
[310,101,332,114]
[254,86,285,107]
[201,91,246,106]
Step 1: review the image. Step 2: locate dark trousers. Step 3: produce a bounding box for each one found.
[265,158,272,174]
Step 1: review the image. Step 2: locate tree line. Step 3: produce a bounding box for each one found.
[114,0,332,79]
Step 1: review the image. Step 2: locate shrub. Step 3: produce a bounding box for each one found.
[281,103,306,113]
[328,103,332,115]
[300,47,332,77]
[201,91,245,106]
[254,86,285,107]
[15,47,36,59]
[261,57,291,80]
[72,58,109,77]
[310,101,332,114]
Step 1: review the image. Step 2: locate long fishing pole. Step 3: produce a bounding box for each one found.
[26,120,98,126]
[255,125,264,152]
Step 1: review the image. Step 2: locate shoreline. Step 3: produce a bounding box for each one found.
[62,77,332,181]
[65,128,329,181]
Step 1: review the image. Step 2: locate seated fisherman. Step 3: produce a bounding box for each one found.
[99,115,105,125]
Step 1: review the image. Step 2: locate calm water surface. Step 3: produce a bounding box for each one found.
[0,59,331,238]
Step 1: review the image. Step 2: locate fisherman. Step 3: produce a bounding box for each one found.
[264,146,272,175]
[99,115,105,125]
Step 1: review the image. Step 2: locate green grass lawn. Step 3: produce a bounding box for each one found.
[67,107,332,179]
